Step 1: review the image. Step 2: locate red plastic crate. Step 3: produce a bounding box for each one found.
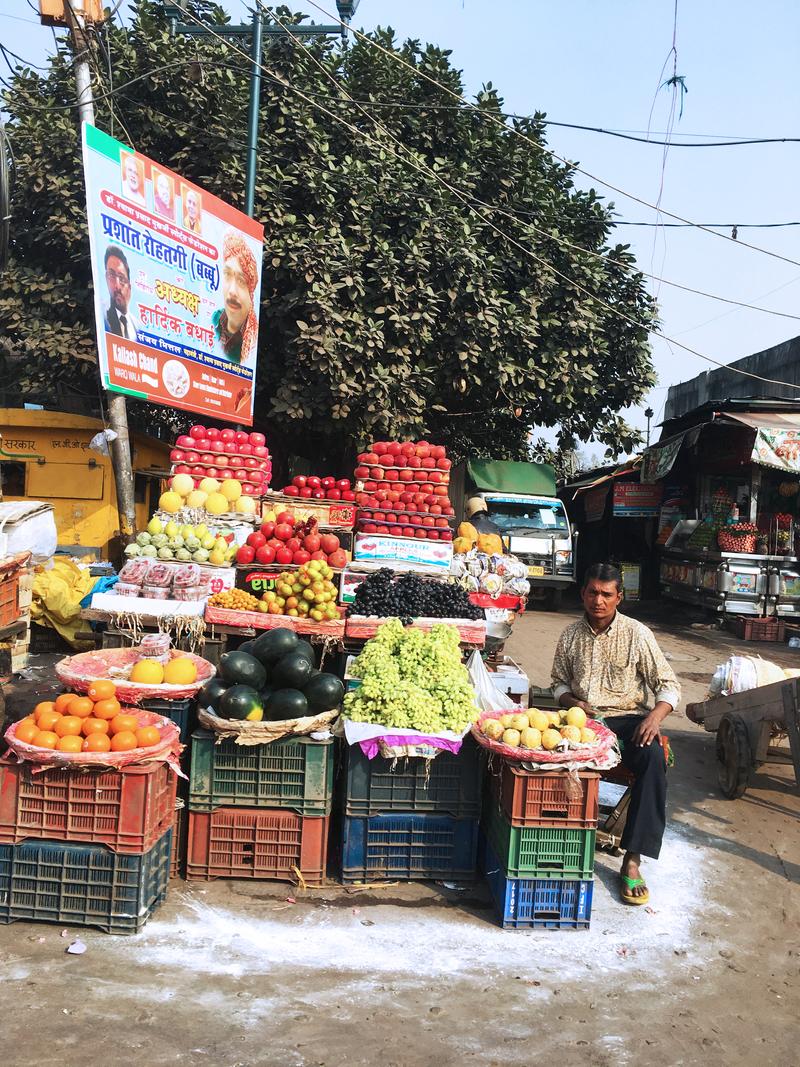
[170,800,187,879]
[186,806,328,884]
[0,570,20,628]
[490,765,599,829]
[0,758,177,853]
[731,616,786,643]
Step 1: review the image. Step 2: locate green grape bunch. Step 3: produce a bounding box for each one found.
[344,618,479,733]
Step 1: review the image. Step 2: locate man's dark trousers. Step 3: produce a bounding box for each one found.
[605,714,667,859]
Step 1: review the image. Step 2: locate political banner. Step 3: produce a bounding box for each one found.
[82,124,263,425]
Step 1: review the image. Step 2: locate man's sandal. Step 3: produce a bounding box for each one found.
[620,875,650,906]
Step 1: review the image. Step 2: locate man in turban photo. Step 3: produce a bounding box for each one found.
[212,231,259,366]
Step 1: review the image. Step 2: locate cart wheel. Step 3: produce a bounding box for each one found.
[716,713,751,799]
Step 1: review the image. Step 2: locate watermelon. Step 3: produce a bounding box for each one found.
[294,638,316,665]
[271,652,313,690]
[251,627,298,665]
[264,688,308,721]
[303,672,344,712]
[237,639,257,656]
[219,651,267,690]
[219,684,264,721]
[197,677,228,713]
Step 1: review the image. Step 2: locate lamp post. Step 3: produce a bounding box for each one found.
[645,406,654,447]
[162,1,360,219]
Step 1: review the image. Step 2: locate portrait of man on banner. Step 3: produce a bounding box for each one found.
[212,230,260,367]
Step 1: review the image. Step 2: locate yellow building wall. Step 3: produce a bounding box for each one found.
[0,409,169,557]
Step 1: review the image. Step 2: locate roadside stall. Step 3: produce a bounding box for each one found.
[644,400,800,628]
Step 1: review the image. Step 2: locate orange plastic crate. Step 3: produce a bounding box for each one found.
[490,765,599,829]
[186,806,328,884]
[0,758,176,853]
[0,570,20,628]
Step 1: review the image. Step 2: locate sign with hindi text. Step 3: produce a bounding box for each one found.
[82,124,263,424]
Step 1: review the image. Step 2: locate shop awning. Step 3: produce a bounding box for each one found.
[640,425,703,483]
[724,411,800,473]
[564,459,641,499]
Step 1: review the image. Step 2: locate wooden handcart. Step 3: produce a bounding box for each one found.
[687,677,800,799]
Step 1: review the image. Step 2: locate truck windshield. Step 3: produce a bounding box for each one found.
[486,501,569,536]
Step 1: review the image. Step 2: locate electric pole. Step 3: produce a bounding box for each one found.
[63,2,138,543]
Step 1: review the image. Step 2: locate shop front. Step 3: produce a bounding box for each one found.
[642,400,800,618]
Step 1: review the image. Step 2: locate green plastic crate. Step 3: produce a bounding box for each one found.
[188,730,334,816]
[485,803,595,880]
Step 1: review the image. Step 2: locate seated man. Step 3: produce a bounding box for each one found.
[550,562,680,905]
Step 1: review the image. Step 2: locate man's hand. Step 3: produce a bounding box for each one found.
[632,701,673,747]
[558,694,593,715]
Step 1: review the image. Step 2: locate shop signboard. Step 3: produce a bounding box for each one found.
[82,124,264,425]
[583,484,608,523]
[613,482,663,517]
[751,428,800,473]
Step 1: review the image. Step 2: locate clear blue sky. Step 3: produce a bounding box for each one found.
[3,0,800,444]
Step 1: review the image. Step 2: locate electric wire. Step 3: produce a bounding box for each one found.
[179,5,800,397]
[304,0,800,272]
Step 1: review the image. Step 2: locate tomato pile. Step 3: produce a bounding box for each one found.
[13,680,164,753]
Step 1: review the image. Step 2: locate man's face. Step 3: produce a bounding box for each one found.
[156,174,170,205]
[222,255,252,334]
[106,255,131,314]
[582,579,622,627]
[125,157,139,193]
[186,191,199,222]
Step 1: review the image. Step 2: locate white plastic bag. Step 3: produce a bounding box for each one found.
[467,649,516,711]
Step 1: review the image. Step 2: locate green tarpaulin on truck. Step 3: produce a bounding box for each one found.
[466,460,556,496]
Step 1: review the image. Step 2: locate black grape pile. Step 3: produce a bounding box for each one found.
[349,569,483,620]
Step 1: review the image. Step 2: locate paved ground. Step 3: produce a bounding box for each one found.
[2,603,800,1066]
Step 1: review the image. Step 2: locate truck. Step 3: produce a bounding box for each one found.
[449,459,577,609]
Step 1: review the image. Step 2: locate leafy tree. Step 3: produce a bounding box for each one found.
[0,2,655,466]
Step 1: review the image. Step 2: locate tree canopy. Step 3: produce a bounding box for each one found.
[1,1,656,465]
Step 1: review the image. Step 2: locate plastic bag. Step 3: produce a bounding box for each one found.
[708,654,786,697]
[467,649,516,711]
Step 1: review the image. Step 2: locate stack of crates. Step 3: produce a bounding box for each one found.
[482,761,600,929]
[0,757,175,933]
[338,739,482,883]
[185,729,333,884]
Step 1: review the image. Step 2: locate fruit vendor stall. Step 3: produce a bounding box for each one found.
[642,399,800,624]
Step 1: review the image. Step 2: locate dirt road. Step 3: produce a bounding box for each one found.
[1,605,799,1066]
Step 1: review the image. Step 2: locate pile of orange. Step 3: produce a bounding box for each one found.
[15,679,162,754]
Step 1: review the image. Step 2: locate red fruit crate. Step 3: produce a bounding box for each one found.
[0,758,177,853]
[186,806,328,884]
[490,765,599,829]
[730,616,786,643]
[170,799,187,879]
[0,569,20,628]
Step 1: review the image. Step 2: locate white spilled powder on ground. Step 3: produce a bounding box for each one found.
[113,825,725,987]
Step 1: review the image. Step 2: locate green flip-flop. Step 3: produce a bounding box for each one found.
[620,874,650,906]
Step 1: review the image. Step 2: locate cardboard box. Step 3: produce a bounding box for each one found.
[235,566,343,598]
[352,533,453,573]
[490,658,529,707]
[262,495,356,529]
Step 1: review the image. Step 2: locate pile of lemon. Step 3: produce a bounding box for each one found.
[481,705,597,751]
[129,656,198,685]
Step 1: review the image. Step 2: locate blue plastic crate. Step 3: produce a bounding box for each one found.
[0,828,172,935]
[341,812,478,883]
[140,697,195,745]
[342,738,483,818]
[484,839,592,929]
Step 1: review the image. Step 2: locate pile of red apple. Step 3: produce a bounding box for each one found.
[280,475,356,502]
[235,513,348,569]
[354,440,454,541]
[171,425,271,495]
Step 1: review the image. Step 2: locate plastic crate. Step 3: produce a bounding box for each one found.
[140,697,195,745]
[490,764,599,828]
[731,616,786,643]
[484,839,592,930]
[0,828,171,935]
[484,802,595,879]
[170,799,186,879]
[0,758,177,853]
[341,812,478,883]
[186,806,328,884]
[342,738,482,819]
[188,730,334,817]
[0,570,20,628]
